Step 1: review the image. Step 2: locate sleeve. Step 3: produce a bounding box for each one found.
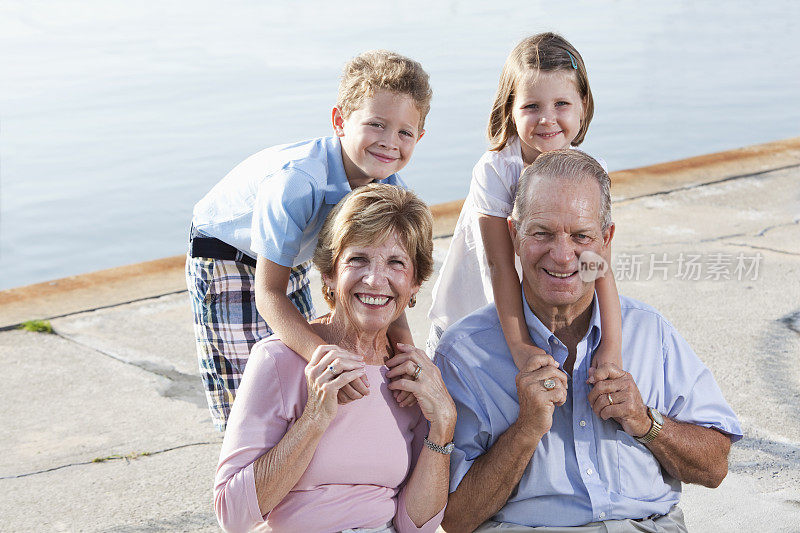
[213,344,293,532]
[250,168,316,266]
[433,351,492,491]
[393,413,445,533]
[661,323,743,442]
[469,155,517,218]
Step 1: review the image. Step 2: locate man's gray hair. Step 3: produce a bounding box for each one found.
[511,149,612,231]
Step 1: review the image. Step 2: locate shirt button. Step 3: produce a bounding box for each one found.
[599,512,606,519]
[586,468,593,475]
[579,420,587,427]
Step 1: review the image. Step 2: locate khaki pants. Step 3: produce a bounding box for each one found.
[474,505,687,533]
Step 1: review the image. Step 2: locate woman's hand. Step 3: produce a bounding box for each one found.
[386,343,457,440]
[304,344,366,423]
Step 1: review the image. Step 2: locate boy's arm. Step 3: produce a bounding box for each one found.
[255,257,369,400]
[255,257,326,359]
[387,311,416,406]
[478,214,549,369]
[388,311,415,345]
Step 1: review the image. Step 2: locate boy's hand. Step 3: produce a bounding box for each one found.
[313,344,368,404]
[337,376,370,404]
[510,343,555,372]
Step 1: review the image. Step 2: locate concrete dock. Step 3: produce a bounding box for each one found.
[2,138,800,532]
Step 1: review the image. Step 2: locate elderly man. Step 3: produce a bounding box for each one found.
[434,150,741,532]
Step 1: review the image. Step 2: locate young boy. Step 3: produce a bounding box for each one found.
[187,50,431,431]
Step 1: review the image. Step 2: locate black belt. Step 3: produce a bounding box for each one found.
[189,234,257,268]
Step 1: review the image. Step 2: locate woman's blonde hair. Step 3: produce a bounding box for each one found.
[313,184,434,308]
[337,50,433,132]
[487,33,594,152]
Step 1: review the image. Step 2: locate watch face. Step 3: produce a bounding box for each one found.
[649,408,664,425]
[445,442,455,453]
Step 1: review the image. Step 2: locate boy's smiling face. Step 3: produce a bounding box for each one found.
[333,89,424,188]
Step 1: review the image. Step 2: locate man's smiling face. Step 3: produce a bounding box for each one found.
[510,175,613,316]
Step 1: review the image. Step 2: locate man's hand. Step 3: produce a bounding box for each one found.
[514,354,568,441]
[587,363,651,438]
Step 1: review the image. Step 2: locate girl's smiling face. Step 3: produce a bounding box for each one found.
[325,232,419,336]
[512,70,586,165]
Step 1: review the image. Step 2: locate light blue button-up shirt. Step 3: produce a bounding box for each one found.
[192,136,406,267]
[434,293,742,527]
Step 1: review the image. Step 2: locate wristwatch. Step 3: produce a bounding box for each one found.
[424,436,455,455]
[635,407,664,444]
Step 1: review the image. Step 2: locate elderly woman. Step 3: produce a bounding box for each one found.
[214,184,456,533]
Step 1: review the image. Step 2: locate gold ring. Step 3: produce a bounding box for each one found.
[412,364,422,381]
[607,393,613,405]
[543,378,556,390]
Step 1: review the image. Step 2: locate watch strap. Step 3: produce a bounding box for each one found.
[424,436,454,455]
[635,408,664,444]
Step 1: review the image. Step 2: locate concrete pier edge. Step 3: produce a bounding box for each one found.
[2,136,799,329]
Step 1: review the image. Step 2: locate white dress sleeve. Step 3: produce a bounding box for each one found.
[469,138,524,219]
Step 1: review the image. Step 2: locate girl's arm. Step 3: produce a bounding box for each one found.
[589,248,623,372]
[478,214,549,369]
[255,257,369,400]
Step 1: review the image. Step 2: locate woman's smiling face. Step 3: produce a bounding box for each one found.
[325,231,419,336]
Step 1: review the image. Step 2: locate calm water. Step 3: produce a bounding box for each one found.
[1,1,799,290]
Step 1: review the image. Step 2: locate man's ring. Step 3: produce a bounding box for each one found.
[412,363,422,381]
[543,378,556,390]
[607,393,613,405]
[328,365,339,376]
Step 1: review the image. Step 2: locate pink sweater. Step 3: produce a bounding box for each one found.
[214,337,445,533]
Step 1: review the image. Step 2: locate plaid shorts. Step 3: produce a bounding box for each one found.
[186,255,314,431]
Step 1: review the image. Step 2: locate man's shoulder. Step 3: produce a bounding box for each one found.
[437,303,509,365]
[619,295,679,333]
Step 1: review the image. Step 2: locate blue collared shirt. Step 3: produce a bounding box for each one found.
[434,293,742,527]
[192,136,406,267]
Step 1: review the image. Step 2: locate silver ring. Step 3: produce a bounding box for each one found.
[412,363,422,381]
[328,364,339,376]
[543,378,556,390]
[607,393,613,405]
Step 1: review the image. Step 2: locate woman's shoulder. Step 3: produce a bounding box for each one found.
[250,336,308,376]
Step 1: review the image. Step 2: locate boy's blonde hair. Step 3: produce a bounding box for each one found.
[488,33,594,152]
[313,184,434,309]
[337,50,432,131]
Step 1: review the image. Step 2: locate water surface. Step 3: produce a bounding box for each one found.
[1,1,798,289]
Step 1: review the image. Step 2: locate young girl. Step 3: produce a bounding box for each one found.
[427,33,622,375]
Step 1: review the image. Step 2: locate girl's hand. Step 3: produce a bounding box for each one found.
[304,345,366,423]
[386,343,457,437]
[509,342,556,373]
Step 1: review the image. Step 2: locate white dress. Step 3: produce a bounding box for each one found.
[427,138,606,352]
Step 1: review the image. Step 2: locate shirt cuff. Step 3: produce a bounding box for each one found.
[244,462,267,525]
[393,487,445,533]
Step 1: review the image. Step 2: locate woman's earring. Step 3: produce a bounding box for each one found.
[408,293,417,308]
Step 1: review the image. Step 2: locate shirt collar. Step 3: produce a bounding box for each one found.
[521,289,603,360]
[323,136,401,204]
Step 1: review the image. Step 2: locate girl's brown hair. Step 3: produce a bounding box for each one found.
[488,33,594,152]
